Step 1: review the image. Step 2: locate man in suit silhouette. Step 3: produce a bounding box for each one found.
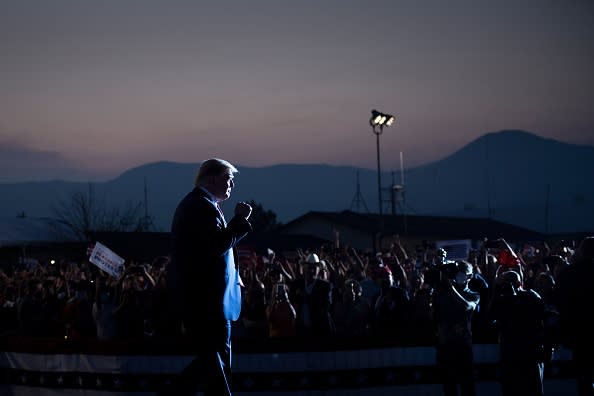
[168,158,252,396]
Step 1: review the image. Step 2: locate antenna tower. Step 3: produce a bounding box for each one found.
[350,170,369,213]
[390,152,406,215]
[142,177,153,230]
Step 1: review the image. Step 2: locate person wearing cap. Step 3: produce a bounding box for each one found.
[289,253,335,337]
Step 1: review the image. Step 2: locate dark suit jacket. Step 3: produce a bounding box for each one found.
[168,187,252,329]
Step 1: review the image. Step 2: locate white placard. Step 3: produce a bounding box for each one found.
[89,242,125,277]
[435,239,472,261]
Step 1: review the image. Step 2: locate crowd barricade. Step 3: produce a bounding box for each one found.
[0,335,576,395]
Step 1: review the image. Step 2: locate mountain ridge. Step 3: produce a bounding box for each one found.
[1,130,592,234]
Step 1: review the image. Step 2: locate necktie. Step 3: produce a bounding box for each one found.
[216,202,227,226]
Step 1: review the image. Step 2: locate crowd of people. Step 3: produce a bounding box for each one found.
[1,235,592,394]
[0,236,586,342]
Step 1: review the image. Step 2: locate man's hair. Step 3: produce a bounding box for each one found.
[576,236,594,260]
[195,158,238,187]
[499,270,521,286]
[456,260,473,275]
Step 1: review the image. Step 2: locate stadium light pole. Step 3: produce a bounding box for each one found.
[369,109,395,215]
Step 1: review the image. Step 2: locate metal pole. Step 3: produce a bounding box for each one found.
[375,130,382,215]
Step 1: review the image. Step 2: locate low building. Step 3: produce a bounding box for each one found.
[277,210,545,253]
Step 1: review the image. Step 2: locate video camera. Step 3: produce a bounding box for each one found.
[440,260,460,280]
[426,260,468,289]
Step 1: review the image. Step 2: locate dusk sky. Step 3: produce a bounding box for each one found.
[1,0,593,182]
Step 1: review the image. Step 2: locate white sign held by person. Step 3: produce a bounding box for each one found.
[89,242,125,277]
[435,239,472,261]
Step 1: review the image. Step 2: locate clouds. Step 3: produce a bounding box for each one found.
[0,141,101,183]
[0,1,593,182]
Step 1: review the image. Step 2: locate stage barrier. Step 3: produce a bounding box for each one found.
[0,336,577,395]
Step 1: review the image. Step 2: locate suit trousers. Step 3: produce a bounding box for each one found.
[167,319,233,396]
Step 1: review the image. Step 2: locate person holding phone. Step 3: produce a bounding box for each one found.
[266,281,296,337]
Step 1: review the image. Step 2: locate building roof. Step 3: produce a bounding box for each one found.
[281,210,544,241]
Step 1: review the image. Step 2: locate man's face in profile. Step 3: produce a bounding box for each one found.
[211,170,234,201]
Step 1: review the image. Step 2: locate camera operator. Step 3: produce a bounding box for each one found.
[489,270,547,396]
[432,260,480,396]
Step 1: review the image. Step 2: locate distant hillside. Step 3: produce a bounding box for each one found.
[404,130,594,232]
[0,130,592,234]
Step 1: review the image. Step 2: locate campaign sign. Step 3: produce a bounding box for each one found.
[89,242,125,277]
[436,239,471,261]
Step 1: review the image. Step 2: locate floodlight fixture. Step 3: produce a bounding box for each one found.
[370,109,395,133]
[370,109,383,127]
[368,108,396,215]
[385,115,395,126]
